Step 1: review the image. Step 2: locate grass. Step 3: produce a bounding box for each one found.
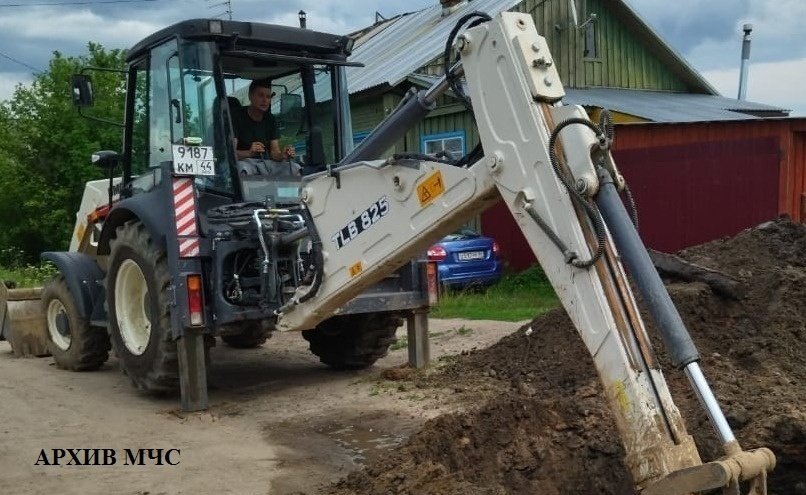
[0,263,57,288]
[430,264,559,322]
[388,327,470,352]
[0,261,559,322]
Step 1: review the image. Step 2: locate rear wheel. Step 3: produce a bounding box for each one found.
[42,276,109,371]
[302,312,402,369]
[106,221,178,393]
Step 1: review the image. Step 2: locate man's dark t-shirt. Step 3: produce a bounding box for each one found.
[233,108,278,151]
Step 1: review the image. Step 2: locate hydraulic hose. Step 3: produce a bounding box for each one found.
[296,204,323,304]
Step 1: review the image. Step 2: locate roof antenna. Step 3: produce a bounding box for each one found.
[737,23,752,100]
[299,10,307,29]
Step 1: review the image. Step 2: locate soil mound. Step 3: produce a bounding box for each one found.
[326,217,806,495]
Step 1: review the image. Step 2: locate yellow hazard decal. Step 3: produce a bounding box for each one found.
[417,170,445,207]
[349,261,363,278]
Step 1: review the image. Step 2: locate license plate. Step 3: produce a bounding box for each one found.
[172,144,215,176]
[457,251,485,261]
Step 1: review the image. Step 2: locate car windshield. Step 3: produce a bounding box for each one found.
[442,229,480,241]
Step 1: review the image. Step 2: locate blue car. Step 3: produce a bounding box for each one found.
[427,229,502,289]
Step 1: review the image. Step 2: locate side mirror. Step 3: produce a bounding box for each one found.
[91,150,119,170]
[71,74,94,107]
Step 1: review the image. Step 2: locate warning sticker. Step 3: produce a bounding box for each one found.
[417,170,445,207]
[349,262,363,278]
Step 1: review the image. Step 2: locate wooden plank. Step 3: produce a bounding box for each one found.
[604,7,614,86]
[779,126,793,218]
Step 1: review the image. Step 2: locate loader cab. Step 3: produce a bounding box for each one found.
[120,19,358,205]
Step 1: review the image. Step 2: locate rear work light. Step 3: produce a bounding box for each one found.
[427,245,447,261]
[186,274,204,326]
[426,262,440,305]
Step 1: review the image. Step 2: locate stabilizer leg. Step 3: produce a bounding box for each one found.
[178,328,208,412]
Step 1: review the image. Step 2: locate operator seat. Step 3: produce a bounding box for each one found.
[227,96,243,117]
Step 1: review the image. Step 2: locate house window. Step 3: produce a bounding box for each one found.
[584,21,597,58]
[421,131,465,161]
[290,140,308,165]
[579,0,598,58]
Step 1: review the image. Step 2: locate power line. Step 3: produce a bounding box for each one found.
[206,0,232,20]
[0,0,160,7]
[0,49,41,73]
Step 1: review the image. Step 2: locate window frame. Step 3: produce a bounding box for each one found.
[580,0,599,60]
[420,130,466,160]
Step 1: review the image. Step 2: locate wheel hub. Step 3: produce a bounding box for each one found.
[115,259,152,356]
[46,298,72,351]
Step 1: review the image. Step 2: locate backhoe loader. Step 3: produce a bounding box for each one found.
[0,12,774,494]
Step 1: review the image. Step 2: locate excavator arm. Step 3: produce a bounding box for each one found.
[276,12,774,494]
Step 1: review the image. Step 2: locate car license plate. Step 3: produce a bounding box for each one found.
[458,251,484,261]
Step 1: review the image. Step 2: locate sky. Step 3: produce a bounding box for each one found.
[0,0,803,115]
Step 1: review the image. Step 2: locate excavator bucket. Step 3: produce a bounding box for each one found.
[0,282,49,357]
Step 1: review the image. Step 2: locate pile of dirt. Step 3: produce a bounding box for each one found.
[325,217,806,495]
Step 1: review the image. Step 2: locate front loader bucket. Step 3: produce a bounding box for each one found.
[0,283,49,357]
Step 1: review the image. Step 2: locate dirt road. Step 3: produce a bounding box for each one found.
[0,318,523,495]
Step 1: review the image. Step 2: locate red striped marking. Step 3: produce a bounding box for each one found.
[173,178,199,257]
[178,237,200,258]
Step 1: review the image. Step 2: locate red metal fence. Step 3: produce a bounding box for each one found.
[481,119,806,271]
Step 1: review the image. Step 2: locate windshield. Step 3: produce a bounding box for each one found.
[178,40,235,195]
[221,53,339,170]
[443,229,480,241]
[128,40,341,199]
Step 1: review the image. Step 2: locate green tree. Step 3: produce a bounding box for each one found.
[0,43,126,261]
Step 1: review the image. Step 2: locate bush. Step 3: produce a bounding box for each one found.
[0,247,26,268]
[497,264,549,291]
[0,262,58,288]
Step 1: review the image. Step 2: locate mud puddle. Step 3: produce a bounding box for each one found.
[265,409,424,494]
[320,422,406,464]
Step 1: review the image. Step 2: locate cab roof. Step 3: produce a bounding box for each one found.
[126,19,354,64]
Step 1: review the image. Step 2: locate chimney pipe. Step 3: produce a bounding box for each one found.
[737,23,752,100]
[298,10,307,29]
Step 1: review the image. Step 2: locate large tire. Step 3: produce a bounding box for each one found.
[220,321,271,349]
[302,312,403,369]
[42,276,110,371]
[106,221,178,393]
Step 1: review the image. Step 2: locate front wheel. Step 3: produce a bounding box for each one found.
[42,276,109,371]
[106,221,178,393]
[302,312,402,369]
